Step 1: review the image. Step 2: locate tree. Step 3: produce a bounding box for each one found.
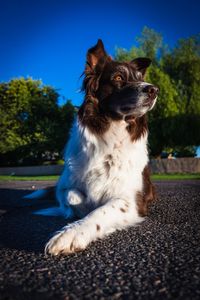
[0,78,75,166]
[136,26,163,62]
[163,35,200,114]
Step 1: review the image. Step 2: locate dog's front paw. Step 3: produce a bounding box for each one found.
[45,224,89,256]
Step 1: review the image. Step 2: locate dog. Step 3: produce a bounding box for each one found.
[26,39,158,256]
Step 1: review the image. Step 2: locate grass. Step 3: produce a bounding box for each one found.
[0,175,59,181]
[151,173,200,180]
[0,174,200,181]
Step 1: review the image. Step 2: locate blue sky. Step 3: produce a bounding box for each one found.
[0,0,200,106]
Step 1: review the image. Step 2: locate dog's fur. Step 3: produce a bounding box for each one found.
[27,40,158,255]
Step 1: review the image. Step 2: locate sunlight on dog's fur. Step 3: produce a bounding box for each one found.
[26,39,158,256]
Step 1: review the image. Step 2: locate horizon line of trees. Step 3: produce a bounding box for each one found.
[0,27,200,166]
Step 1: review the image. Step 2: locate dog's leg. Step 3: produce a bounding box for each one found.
[136,166,157,217]
[66,189,91,218]
[34,188,89,219]
[45,196,143,256]
[32,188,74,218]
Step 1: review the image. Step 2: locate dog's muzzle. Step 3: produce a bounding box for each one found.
[107,83,159,117]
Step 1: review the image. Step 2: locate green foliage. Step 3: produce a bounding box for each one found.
[115,27,200,157]
[146,67,179,119]
[115,46,144,62]
[136,26,163,62]
[174,146,197,158]
[149,115,200,157]
[0,78,75,166]
[163,35,200,114]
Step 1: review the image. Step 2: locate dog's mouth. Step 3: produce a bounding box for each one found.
[142,98,155,107]
[142,95,157,109]
[120,95,157,117]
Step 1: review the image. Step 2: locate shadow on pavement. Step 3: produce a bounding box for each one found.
[0,188,68,253]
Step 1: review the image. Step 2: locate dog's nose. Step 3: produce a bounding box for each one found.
[143,85,159,96]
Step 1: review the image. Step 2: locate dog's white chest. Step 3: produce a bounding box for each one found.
[75,120,148,204]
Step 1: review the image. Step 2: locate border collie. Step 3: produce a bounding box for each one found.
[27,39,158,255]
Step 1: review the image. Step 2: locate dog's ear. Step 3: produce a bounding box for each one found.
[83,40,111,95]
[131,57,151,77]
[85,39,110,74]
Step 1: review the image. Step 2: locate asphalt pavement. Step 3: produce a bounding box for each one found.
[0,180,200,300]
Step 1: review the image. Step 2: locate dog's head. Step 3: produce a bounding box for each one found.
[82,39,158,120]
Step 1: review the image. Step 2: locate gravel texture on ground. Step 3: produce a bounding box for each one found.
[0,180,200,300]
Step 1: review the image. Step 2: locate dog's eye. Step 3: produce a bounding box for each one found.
[114,75,123,81]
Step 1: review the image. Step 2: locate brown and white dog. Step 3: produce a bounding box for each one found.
[27,40,158,255]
